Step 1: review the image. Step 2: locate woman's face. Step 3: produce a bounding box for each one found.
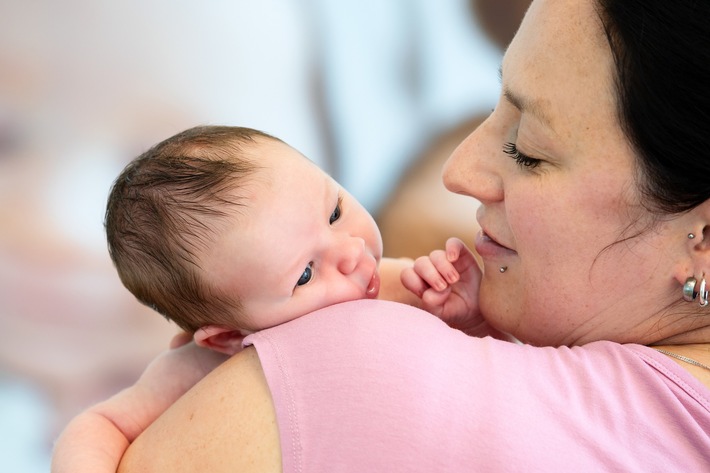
[444,0,688,346]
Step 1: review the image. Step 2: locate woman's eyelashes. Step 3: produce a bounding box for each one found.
[503,142,542,169]
[296,262,314,287]
[329,195,343,224]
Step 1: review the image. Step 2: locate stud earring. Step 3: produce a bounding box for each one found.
[688,233,696,239]
[499,266,507,273]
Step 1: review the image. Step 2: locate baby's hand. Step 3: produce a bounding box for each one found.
[401,237,483,332]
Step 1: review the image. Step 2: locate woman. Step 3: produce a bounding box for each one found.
[55,0,710,471]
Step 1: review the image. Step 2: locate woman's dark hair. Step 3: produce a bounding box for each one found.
[597,0,709,214]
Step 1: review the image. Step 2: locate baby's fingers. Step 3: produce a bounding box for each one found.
[412,252,458,290]
[408,256,446,292]
[426,250,461,286]
[445,237,480,276]
[422,286,452,308]
[400,266,429,298]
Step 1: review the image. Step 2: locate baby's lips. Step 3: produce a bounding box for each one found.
[366,270,380,298]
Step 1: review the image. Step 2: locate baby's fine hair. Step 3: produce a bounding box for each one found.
[105,125,278,332]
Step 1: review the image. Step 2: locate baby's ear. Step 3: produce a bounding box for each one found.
[194,325,248,356]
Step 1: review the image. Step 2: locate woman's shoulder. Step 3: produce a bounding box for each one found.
[118,346,281,473]
[246,302,710,470]
[120,302,710,471]
[246,299,461,348]
[623,343,710,411]
[246,300,709,394]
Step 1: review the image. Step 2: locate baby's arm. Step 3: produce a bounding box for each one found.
[51,333,228,473]
[377,256,425,307]
[400,237,493,337]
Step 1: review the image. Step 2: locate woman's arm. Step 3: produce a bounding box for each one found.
[51,334,228,473]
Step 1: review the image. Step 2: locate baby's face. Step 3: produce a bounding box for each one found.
[204,139,383,332]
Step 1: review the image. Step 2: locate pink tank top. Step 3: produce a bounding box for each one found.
[244,299,710,472]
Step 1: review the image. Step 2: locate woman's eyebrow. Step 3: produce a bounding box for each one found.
[502,85,554,129]
[498,65,554,128]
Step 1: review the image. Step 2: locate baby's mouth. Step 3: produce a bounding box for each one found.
[366,270,380,298]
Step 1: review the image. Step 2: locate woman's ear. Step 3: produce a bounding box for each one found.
[688,200,710,254]
[676,200,710,283]
[194,325,248,356]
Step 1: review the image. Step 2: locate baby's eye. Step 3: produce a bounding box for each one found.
[296,262,313,287]
[329,197,343,224]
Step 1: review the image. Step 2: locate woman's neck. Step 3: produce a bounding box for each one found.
[652,343,710,388]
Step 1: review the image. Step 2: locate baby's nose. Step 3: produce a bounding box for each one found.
[336,236,365,275]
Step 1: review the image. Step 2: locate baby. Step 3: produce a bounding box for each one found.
[51,125,482,472]
[105,125,416,354]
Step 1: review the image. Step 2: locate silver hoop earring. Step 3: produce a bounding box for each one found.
[700,278,709,307]
[683,277,698,302]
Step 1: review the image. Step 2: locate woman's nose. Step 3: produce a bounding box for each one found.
[442,118,504,204]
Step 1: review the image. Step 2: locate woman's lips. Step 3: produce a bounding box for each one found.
[474,229,516,259]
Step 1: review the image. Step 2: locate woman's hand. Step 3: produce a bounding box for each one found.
[401,237,485,334]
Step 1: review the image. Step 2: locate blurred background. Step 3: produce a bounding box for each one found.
[0,0,529,470]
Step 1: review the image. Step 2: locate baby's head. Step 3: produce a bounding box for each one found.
[106,125,383,353]
[105,126,269,334]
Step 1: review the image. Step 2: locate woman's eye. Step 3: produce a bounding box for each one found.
[296,263,313,287]
[502,142,542,169]
[329,197,342,224]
